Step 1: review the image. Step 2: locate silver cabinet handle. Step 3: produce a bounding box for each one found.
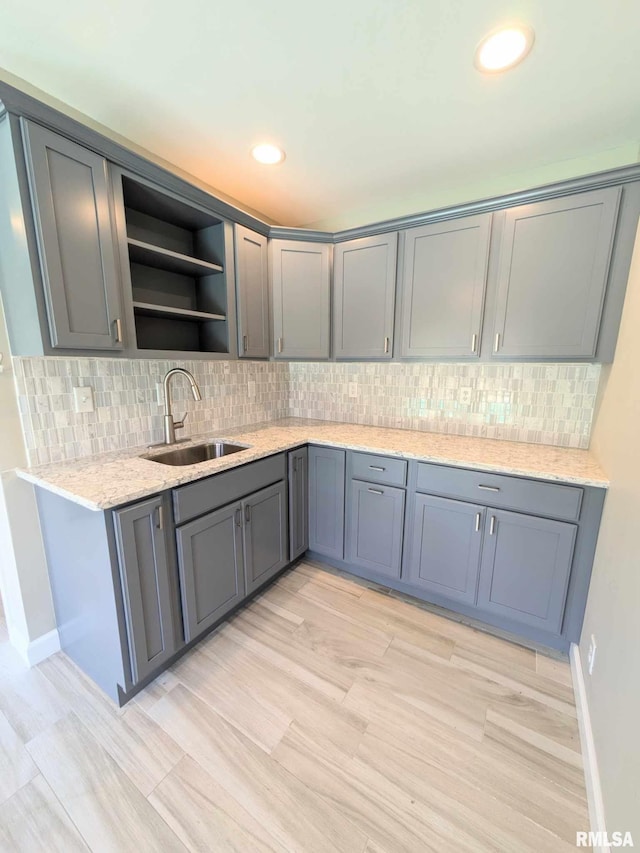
[235,508,242,528]
[245,504,251,523]
[471,333,478,353]
[114,318,123,343]
[489,516,496,536]
[475,512,481,532]
[277,337,283,353]
[478,484,500,492]
[368,488,384,495]
[494,332,501,352]
[243,334,248,353]
[156,505,164,530]
[369,465,386,472]
[384,336,390,354]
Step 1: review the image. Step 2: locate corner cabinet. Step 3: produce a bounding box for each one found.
[270,239,331,359]
[235,224,270,358]
[333,233,397,359]
[491,187,621,358]
[21,120,124,350]
[399,213,492,358]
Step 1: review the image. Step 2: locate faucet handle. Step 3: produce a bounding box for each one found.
[174,412,188,430]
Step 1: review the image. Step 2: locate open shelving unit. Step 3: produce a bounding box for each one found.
[120,175,230,353]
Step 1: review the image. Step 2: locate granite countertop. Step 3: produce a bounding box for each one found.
[17,418,609,511]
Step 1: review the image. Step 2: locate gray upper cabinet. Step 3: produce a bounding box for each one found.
[112,496,176,684]
[492,187,621,358]
[271,239,331,359]
[400,214,491,358]
[243,481,288,595]
[21,120,124,350]
[308,446,346,560]
[406,494,484,605]
[235,224,269,358]
[288,447,309,561]
[346,479,405,579]
[176,502,245,643]
[333,233,397,359]
[477,509,576,634]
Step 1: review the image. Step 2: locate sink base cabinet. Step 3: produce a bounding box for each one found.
[243,481,289,595]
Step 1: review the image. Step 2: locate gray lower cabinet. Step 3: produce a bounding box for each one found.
[113,496,176,683]
[406,494,484,605]
[346,479,405,579]
[235,224,269,358]
[243,481,289,595]
[308,446,345,560]
[176,502,245,643]
[21,120,124,350]
[477,509,576,634]
[492,187,621,358]
[333,233,397,359]
[271,239,331,359]
[288,447,309,560]
[400,213,491,358]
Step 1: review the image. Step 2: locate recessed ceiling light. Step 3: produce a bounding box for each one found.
[474,24,535,73]
[251,143,286,165]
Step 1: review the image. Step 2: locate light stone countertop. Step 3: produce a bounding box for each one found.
[17,418,609,512]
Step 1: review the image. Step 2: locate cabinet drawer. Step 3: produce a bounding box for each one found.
[415,463,582,522]
[173,453,286,524]
[351,452,407,487]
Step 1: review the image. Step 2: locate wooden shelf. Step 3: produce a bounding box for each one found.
[132,302,226,322]
[127,238,224,277]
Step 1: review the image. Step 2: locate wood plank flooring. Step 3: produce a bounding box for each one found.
[0,560,591,851]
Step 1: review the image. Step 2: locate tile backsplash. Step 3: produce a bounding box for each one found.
[289,362,601,449]
[12,358,289,465]
[12,357,601,466]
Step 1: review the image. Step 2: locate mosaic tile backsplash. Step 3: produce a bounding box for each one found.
[289,362,601,449]
[12,358,601,465]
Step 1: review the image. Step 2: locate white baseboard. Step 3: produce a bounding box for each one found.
[12,627,60,667]
[570,642,608,853]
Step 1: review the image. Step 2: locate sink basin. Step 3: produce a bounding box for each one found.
[143,441,248,466]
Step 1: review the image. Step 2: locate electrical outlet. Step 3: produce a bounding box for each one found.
[247,380,256,398]
[73,386,94,413]
[588,635,597,675]
[459,387,472,405]
[348,382,358,398]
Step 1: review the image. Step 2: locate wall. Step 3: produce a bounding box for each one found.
[578,223,640,840]
[289,361,600,449]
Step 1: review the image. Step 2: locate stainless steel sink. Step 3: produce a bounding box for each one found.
[142,441,248,466]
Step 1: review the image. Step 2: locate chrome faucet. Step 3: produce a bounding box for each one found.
[161,368,202,445]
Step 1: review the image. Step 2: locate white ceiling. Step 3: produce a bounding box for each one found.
[1,0,639,228]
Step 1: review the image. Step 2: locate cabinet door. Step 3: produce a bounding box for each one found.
[492,187,621,358]
[176,502,245,643]
[113,497,176,683]
[308,446,345,560]
[235,224,269,358]
[288,447,309,561]
[400,214,491,357]
[405,494,484,605]
[21,120,123,350]
[334,233,397,358]
[477,510,576,633]
[243,482,288,595]
[346,480,405,579]
[271,239,330,358]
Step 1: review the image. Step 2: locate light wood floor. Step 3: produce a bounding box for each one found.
[0,560,590,852]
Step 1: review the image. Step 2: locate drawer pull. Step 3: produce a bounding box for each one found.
[368,488,384,495]
[494,332,501,352]
[478,485,500,492]
[156,505,164,530]
[384,336,390,354]
[245,504,251,523]
[114,317,123,344]
[475,512,481,532]
[243,334,248,353]
[369,465,386,472]
[235,508,242,528]
[277,337,283,353]
[489,515,496,536]
[471,333,478,353]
